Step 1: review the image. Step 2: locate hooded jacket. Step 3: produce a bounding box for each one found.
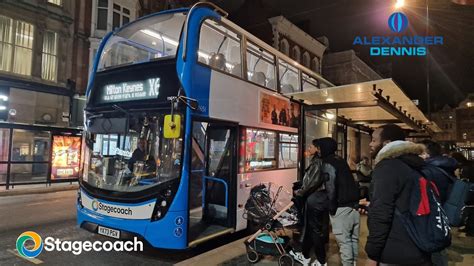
[425,155,457,204]
[365,141,431,264]
[315,138,359,212]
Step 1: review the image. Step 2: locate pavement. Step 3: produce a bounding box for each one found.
[0,182,79,197]
[203,216,474,266]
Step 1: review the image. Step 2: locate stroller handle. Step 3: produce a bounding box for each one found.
[245,201,294,244]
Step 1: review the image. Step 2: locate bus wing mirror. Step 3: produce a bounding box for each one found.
[164,115,181,139]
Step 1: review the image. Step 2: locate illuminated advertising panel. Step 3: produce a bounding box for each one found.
[51,136,81,179]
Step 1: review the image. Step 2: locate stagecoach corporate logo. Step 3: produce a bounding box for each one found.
[388,12,409,33]
[16,231,144,256]
[92,199,99,211]
[16,231,44,258]
[353,11,444,56]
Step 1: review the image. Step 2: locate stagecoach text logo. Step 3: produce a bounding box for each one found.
[353,12,444,56]
[91,199,133,216]
[102,78,160,102]
[16,231,143,256]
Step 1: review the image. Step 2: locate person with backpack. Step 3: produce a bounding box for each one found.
[290,139,335,266]
[365,124,450,266]
[314,137,360,266]
[419,139,458,266]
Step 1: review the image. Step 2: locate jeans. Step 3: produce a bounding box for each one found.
[330,207,360,266]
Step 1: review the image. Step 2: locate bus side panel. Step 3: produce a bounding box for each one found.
[236,169,297,231]
[208,70,297,133]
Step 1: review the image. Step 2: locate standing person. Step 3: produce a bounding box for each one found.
[366,124,432,265]
[419,139,457,203]
[314,137,360,266]
[419,139,457,266]
[290,139,335,266]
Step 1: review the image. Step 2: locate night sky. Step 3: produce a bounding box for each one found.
[213,0,474,112]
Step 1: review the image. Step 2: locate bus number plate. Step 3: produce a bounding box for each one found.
[98,226,120,239]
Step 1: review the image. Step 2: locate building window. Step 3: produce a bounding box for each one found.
[97,0,108,30]
[280,38,289,56]
[302,52,310,68]
[113,3,131,30]
[42,31,58,81]
[291,46,301,63]
[48,0,62,6]
[312,57,320,73]
[0,16,34,76]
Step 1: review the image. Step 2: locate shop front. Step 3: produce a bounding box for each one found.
[0,78,83,189]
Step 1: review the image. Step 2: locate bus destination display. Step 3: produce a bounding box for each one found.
[99,78,161,103]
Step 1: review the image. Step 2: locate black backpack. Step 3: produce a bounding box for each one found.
[395,166,451,253]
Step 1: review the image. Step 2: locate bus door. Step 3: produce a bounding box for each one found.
[188,120,237,246]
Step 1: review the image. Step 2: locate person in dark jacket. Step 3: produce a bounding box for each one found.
[419,139,457,204]
[290,139,334,266]
[419,139,456,266]
[315,137,360,266]
[366,124,431,266]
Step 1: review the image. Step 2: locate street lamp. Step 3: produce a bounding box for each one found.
[395,0,405,9]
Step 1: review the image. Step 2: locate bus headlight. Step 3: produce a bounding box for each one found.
[77,189,83,208]
[150,181,179,222]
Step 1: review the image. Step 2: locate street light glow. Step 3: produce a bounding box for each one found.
[395,0,405,9]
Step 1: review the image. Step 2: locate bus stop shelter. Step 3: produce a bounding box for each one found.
[285,79,441,134]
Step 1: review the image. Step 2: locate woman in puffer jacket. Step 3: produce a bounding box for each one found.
[290,139,335,266]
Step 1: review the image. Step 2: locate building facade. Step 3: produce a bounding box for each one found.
[456,93,474,143]
[0,0,82,187]
[432,104,457,142]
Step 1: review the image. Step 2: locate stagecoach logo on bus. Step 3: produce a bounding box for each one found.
[101,77,160,103]
[91,199,133,216]
[16,231,143,258]
[82,191,156,220]
[353,12,444,56]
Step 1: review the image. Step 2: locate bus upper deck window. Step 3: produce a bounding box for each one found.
[279,60,300,94]
[198,20,241,77]
[246,42,276,90]
[97,12,185,71]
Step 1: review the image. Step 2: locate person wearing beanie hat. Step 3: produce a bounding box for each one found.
[314,137,360,266]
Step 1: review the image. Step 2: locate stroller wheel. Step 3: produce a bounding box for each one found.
[278,254,294,266]
[246,248,260,263]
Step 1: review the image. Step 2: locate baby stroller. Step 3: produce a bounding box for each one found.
[243,184,298,265]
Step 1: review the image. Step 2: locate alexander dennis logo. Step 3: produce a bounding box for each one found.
[16,231,143,256]
[388,12,409,33]
[16,231,44,258]
[353,12,443,56]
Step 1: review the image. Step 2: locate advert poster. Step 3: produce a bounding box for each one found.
[260,91,300,128]
[51,136,82,180]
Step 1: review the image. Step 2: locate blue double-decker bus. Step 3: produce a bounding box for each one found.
[77,2,332,249]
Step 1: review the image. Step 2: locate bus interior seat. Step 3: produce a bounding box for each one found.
[267,78,276,90]
[231,63,242,77]
[229,46,241,77]
[251,72,266,86]
[209,53,227,71]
